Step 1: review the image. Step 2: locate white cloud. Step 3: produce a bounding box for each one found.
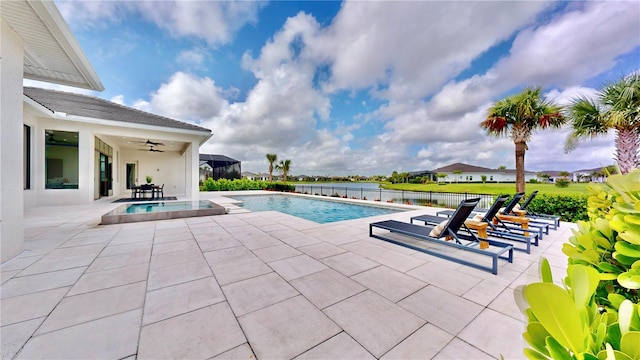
[110,94,125,105]
[149,72,227,122]
[121,1,638,175]
[314,1,548,100]
[56,0,265,46]
[176,48,207,67]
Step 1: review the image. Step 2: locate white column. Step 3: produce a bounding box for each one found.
[187,141,200,200]
[0,19,25,262]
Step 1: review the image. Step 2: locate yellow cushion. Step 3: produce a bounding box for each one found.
[429,220,449,237]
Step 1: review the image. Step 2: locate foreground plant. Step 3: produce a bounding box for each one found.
[516,170,640,359]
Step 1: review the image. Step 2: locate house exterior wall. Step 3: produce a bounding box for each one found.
[120,148,187,197]
[441,171,536,182]
[23,107,206,206]
[0,19,25,262]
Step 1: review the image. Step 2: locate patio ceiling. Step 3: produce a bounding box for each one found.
[102,135,191,154]
[1,0,103,91]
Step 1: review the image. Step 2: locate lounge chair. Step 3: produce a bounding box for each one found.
[369,198,514,275]
[412,194,539,253]
[514,191,560,229]
[494,192,550,236]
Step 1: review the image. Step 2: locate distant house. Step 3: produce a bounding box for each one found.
[241,172,269,181]
[431,163,537,183]
[572,167,607,183]
[199,154,241,181]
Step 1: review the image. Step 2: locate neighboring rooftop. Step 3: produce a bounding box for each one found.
[24,87,211,133]
[431,162,535,175]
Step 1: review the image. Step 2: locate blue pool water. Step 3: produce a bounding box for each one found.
[230,195,404,223]
[123,201,215,214]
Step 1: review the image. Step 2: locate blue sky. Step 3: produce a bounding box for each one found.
[31,1,640,176]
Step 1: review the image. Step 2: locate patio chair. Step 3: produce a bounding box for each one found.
[139,184,153,199]
[154,184,164,199]
[131,185,140,199]
[411,194,539,253]
[370,198,514,275]
[513,191,560,229]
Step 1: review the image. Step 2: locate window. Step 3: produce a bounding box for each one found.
[45,130,79,189]
[469,176,473,181]
[24,125,31,189]
[490,176,494,181]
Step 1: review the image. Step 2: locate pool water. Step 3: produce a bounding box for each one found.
[123,201,215,214]
[230,195,404,223]
[102,200,226,225]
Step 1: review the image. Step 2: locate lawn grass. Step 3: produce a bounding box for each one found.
[381,182,591,195]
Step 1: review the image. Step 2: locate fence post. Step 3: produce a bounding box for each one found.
[402,190,405,203]
[379,188,382,201]
[361,188,363,200]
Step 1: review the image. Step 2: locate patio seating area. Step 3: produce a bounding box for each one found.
[0,191,574,359]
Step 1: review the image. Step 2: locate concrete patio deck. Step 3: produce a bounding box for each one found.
[1,192,573,359]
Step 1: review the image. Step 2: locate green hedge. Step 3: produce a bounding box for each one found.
[200,178,295,192]
[524,193,588,222]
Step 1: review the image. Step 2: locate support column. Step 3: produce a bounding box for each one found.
[1,19,25,262]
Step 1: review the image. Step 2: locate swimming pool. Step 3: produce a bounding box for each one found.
[102,200,226,224]
[230,194,404,223]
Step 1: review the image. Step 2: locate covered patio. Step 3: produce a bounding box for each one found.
[1,193,572,359]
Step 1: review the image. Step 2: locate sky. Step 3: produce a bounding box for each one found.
[28,0,640,176]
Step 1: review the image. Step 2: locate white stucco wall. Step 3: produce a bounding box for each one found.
[23,105,206,206]
[120,148,188,197]
[1,19,25,262]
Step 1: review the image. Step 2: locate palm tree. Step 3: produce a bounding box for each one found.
[565,73,640,174]
[275,159,291,182]
[266,153,278,182]
[481,87,565,193]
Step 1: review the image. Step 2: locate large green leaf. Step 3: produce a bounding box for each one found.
[540,258,553,283]
[524,283,586,354]
[597,346,634,360]
[613,252,638,265]
[524,322,551,357]
[599,262,624,274]
[524,348,550,360]
[620,332,640,359]
[546,336,572,360]
[608,294,628,309]
[569,265,600,307]
[619,230,640,245]
[619,300,635,336]
[617,269,640,290]
[615,241,640,257]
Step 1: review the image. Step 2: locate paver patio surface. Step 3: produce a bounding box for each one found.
[0,191,574,359]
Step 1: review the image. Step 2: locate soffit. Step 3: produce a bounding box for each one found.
[1,0,103,91]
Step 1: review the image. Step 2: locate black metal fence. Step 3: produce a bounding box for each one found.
[293,185,494,209]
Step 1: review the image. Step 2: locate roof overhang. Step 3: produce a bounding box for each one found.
[1,0,104,91]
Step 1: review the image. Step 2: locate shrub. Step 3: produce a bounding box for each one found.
[517,170,640,359]
[199,178,294,192]
[555,178,570,187]
[526,193,588,223]
[528,178,538,183]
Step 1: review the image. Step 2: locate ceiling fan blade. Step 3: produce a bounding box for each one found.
[146,140,164,146]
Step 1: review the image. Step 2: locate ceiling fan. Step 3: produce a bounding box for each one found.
[130,139,165,146]
[139,146,164,152]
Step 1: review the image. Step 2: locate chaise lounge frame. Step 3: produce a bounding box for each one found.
[369,199,514,275]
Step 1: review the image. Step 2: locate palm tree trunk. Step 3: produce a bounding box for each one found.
[615,128,640,174]
[515,141,526,193]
